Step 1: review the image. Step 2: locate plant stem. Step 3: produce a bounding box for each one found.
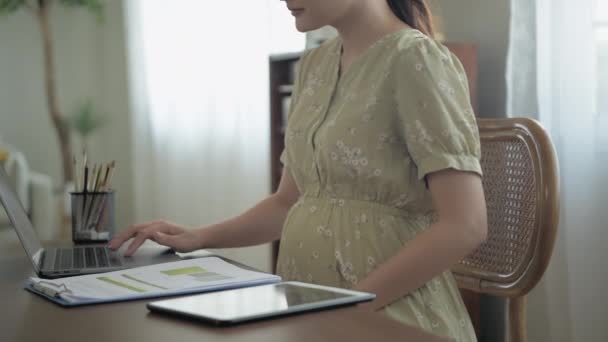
[37,1,73,184]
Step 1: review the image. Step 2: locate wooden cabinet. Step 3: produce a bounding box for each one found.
[269,52,302,194]
[269,43,480,336]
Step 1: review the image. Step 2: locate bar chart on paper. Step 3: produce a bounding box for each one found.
[161,266,233,282]
[97,265,236,293]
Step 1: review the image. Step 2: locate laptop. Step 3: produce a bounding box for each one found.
[0,166,179,279]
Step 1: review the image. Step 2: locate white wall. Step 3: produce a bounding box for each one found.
[0,0,134,234]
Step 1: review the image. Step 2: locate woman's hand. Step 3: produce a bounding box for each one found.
[108,220,202,256]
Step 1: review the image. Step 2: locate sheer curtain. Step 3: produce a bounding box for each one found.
[508,0,608,341]
[125,1,304,272]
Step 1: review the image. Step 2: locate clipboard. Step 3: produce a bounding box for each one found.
[24,277,280,307]
[24,257,282,307]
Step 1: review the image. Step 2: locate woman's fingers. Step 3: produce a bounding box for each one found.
[112,220,185,255]
[122,222,172,256]
[109,220,158,250]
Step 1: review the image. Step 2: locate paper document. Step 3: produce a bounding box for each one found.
[27,257,281,305]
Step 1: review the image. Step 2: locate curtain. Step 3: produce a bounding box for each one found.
[507,0,608,341]
[125,1,304,272]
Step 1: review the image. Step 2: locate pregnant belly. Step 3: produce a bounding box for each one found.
[276,197,434,287]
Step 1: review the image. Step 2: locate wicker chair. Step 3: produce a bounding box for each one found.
[452,118,560,342]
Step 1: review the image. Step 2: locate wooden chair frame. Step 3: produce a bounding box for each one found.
[453,118,560,342]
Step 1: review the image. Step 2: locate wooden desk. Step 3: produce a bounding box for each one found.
[0,230,446,342]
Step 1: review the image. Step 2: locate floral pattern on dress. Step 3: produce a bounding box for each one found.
[277,29,481,342]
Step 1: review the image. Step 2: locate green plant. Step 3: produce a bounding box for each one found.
[67,99,105,154]
[0,0,105,185]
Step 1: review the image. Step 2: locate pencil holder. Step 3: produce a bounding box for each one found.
[70,191,115,244]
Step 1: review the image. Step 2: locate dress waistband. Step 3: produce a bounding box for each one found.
[298,193,433,220]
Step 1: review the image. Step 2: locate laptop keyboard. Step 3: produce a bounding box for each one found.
[53,246,122,271]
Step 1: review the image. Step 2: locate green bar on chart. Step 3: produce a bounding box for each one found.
[97,276,147,293]
[161,266,205,276]
[121,274,169,290]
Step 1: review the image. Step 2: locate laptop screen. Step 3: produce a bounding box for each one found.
[0,166,43,272]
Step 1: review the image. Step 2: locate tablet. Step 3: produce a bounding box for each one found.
[147,281,376,325]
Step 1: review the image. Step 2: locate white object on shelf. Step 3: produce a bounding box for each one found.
[0,148,58,239]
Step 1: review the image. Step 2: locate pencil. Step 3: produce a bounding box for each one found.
[93,161,116,233]
[101,163,111,191]
[72,156,79,192]
[105,161,116,191]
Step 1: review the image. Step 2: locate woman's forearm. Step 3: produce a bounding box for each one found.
[194,193,295,249]
[355,219,486,311]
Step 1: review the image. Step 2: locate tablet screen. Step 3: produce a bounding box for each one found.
[148,281,374,323]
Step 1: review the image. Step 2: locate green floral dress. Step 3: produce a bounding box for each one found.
[276,28,481,341]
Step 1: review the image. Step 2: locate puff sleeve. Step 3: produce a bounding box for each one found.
[395,38,482,181]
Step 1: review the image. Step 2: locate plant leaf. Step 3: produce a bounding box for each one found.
[0,0,25,15]
[67,99,105,138]
[59,0,104,23]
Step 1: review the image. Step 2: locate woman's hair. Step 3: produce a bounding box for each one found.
[386,0,435,37]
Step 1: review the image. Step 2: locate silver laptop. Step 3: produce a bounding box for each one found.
[0,166,179,279]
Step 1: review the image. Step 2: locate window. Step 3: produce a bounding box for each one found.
[594,0,608,115]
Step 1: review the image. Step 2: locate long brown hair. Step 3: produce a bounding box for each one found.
[386,0,435,37]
